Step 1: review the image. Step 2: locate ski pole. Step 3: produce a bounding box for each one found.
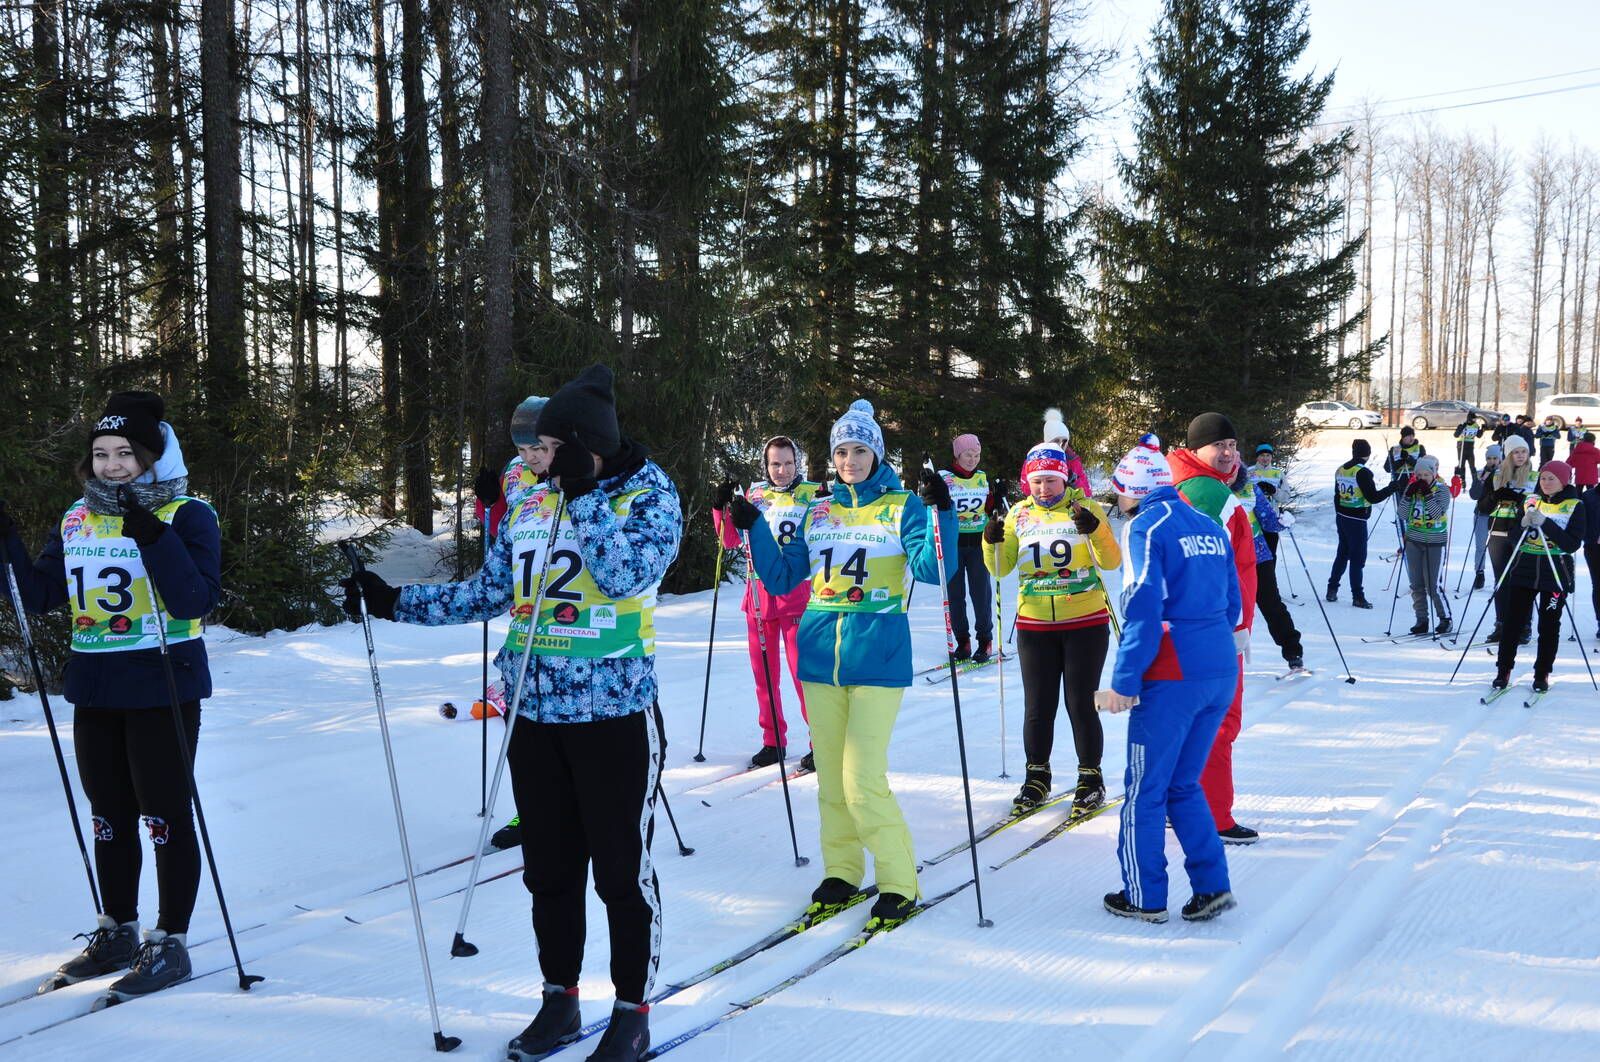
[742,526,809,868]
[693,539,725,762]
[4,560,102,915]
[121,496,265,999]
[445,492,566,957]
[1384,538,1409,636]
[649,700,694,856]
[480,618,489,817]
[993,541,1009,781]
[928,492,994,928]
[1536,530,1599,690]
[338,541,455,1051]
[1447,525,1530,685]
[1285,530,1356,684]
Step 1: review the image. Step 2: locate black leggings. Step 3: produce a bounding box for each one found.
[509,708,662,1005]
[74,703,202,934]
[1018,624,1109,772]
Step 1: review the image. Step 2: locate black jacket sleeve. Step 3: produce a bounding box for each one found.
[142,500,223,621]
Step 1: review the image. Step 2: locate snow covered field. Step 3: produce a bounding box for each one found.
[2,428,1597,1061]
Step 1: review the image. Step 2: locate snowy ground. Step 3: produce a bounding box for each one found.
[2,429,1598,1061]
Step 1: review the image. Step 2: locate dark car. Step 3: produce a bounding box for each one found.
[1403,399,1501,430]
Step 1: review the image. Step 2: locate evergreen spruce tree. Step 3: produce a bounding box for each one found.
[1099,0,1371,448]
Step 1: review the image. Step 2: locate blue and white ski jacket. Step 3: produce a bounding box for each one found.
[1251,484,1285,561]
[395,457,682,723]
[1112,485,1242,697]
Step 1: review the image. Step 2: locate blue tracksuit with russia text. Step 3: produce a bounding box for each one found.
[1113,485,1242,910]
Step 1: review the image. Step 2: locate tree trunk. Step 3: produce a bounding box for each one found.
[200,0,247,480]
[479,0,515,468]
[397,0,434,533]
[370,0,400,517]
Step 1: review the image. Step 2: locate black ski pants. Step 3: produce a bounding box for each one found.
[1495,583,1569,677]
[74,702,202,934]
[1017,624,1108,774]
[946,535,994,645]
[1329,513,1369,597]
[509,707,661,1005]
[1587,543,1600,633]
[1255,555,1303,662]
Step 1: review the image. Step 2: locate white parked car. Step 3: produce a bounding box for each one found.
[1295,400,1383,429]
[1533,392,1600,429]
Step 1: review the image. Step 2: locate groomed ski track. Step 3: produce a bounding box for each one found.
[2,428,1597,1061]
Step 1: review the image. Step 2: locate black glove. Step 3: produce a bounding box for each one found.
[341,570,399,621]
[918,470,953,511]
[1258,481,1277,497]
[713,481,736,510]
[1453,466,1464,481]
[729,495,761,532]
[1492,487,1523,505]
[982,519,1005,545]
[118,492,167,547]
[548,434,598,498]
[0,499,14,541]
[1071,503,1101,535]
[473,466,501,506]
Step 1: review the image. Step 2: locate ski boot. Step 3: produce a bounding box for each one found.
[805,877,859,921]
[1285,656,1306,673]
[586,1002,650,1062]
[1434,617,1451,635]
[749,744,785,769]
[1473,569,1485,590]
[1485,623,1502,644]
[1181,891,1237,922]
[799,750,815,773]
[490,815,523,851]
[953,637,972,662]
[1351,594,1374,610]
[104,931,191,1002]
[866,892,917,932]
[1532,672,1550,694]
[972,640,994,664]
[1103,891,1168,924]
[1072,767,1106,815]
[1011,764,1051,813]
[40,916,138,992]
[507,985,582,1061]
[1408,620,1429,636]
[1490,667,1511,692]
[1324,586,1338,603]
[1218,824,1259,845]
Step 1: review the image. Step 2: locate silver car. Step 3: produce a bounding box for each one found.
[1295,400,1382,429]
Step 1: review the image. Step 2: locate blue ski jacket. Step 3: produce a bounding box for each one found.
[749,461,957,688]
[396,454,682,723]
[1112,485,1241,696]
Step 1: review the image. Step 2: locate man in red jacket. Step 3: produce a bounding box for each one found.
[1166,412,1260,844]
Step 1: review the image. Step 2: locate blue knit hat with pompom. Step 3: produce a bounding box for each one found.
[829,398,884,460]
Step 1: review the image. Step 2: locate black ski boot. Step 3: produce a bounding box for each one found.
[46,917,138,989]
[586,1003,649,1062]
[749,744,785,769]
[1324,586,1338,603]
[1485,624,1502,644]
[1532,672,1550,694]
[972,640,994,664]
[1434,617,1452,635]
[490,815,522,851]
[507,985,582,1061]
[1520,627,1532,646]
[1351,594,1374,609]
[1072,767,1106,815]
[867,892,917,931]
[1219,824,1259,845]
[1181,891,1237,922]
[1490,668,1511,691]
[953,638,972,662]
[806,876,859,920]
[1103,891,1168,923]
[1409,620,1429,636]
[1012,764,1051,813]
[105,931,191,1001]
[1473,569,1485,590]
[799,750,815,773]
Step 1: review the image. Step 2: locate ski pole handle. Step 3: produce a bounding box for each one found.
[339,539,365,574]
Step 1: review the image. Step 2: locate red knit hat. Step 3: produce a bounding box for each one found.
[1541,460,1573,488]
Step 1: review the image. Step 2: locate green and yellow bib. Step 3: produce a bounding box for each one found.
[59,498,208,653]
[500,456,542,510]
[1248,465,1284,492]
[506,487,658,658]
[803,491,911,613]
[1519,495,1581,558]
[939,470,989,533]
[1490,479,1532,520]
[748,480,821,548]
[1012,505,1102,599]
[1405,484,1449,536]
[1335,463,1370,510]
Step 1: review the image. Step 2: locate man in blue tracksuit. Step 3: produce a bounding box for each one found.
[1102,436,1242,924]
